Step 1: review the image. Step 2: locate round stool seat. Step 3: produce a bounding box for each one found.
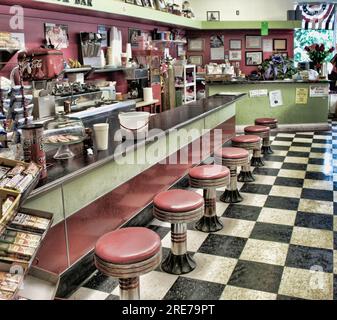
[232,135,261,144]
[214,147,249,160]
[189,165,230,180]
[154,189,204,213]
[95,227,161,265]
[189,165,230,189]
[244,125,270,134]
[255,118,278,125]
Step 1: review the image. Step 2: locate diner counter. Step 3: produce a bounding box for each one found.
[207,80,330,128]
[25,94,242,277]
[30,94,245,197]
[205,79,331,85]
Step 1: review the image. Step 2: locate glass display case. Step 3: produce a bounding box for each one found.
[43,112,85,160]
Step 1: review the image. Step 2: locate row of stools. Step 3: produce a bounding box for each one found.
[93,117,278,300]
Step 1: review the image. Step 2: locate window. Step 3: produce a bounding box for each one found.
[294,29,334,64]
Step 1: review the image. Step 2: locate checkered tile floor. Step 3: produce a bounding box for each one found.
[69,123,337,300]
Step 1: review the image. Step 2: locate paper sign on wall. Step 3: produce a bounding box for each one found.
[250,89,268,98]
[269,90,283,107]
[310,85,329,97]
[296,88,308,104]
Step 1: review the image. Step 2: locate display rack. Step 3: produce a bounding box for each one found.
[174,64,196,105]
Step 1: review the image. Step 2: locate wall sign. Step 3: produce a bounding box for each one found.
[310,85,329,97]
[269,90,283,107]
[296,88,308,104]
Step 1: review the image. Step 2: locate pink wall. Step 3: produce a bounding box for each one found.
[0,4,171,93]
[186,30,295,75]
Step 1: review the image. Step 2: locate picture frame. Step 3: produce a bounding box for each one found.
[188,55,203,66]
[125,0,135,4]
[142,0,155,8]
[155,0,167,11]
[188,38,205,51]
[273,39,287,51]
[134,0,144,6]
[129,28,142,48]
[45,23,69,49]
[229,50,242,61]
[245,35,262,49]
[177,44,186,57]
[245,51,263,66]
[207,11,220,21]
[230,39,242,50]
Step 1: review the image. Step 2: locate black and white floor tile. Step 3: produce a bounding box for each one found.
[69,124,337,301]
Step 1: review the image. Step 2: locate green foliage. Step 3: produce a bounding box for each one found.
[294,29,334,63]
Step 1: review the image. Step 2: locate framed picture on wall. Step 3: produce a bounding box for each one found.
[45,23,69,49]
[177,44,186,57]
[245,35,262,49]
[229,50,242,61]
[273,39,287,51]
[134,0,144,6]
[129,28,142,48]
[188,38,205,51]
[207,11,220,21]
[188,55,203,66]
[245,51,263,66]
[230,39,242,50]
[143,0,155,8]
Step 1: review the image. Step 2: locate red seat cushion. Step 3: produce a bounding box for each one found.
[154,190,204,213]
[232,135,261,144]
[244,125,270,133]
[189,165,230,180]
[95,227,161,264]
[255,118,278,125]
[214,147,249,160]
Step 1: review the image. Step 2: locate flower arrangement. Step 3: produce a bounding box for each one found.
[259,54,297,80]
[304,44,334,70]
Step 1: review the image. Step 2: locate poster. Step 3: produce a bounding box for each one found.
[45,23,69,49]
[210,35,225,60]
[269,90,283,107]
[250,89,268,98]
[263,39,273,52]
[296,88,308,104]
[98,25,108,48]
[310,85,329,97]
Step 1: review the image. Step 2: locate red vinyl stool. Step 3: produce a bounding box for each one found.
[244,125,273,155]
[255,118,278,130]
[189,165,230,233]
[94,227,162,300]
[231,135,264,182]
[153,189,204,275]
[214,147,249,204]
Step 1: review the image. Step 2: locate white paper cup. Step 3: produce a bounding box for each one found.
[94,123,109,151]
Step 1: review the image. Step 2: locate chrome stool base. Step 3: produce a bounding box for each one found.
[195,215,223,233]
[262,146,273,155]
[161,252,196,275]
[238,170,255,183]
[220,189,243,204]
[251,156,265,167]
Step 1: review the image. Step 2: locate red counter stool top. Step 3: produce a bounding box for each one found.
[255,118,278,129]
[189,165,230,181]
[95,227,161,265]
[214,147,249,160]
[189,165,230,233]
[255,118,278,125]
[154,189,204,214]
[244,125,270,134]
[153,189,204,275]
[232,135,261,144]
[245,125,273,155]
[94,227,162,300]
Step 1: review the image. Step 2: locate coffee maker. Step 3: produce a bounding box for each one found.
[124,69,149,100]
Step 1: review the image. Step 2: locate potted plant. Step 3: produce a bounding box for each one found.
[259,54,297,80]
[304,43,334,73]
